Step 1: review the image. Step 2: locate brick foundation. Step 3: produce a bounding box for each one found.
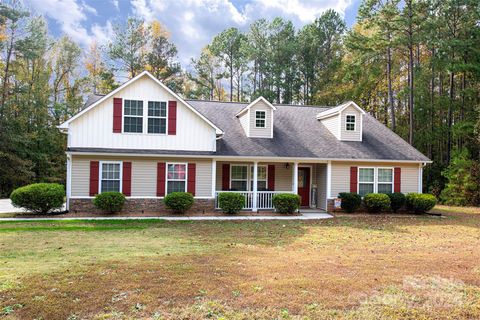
[69,198,215,214]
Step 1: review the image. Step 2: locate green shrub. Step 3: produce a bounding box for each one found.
[10,183,65,214]
[363,193,391,213]
[272,193,301,214]
[338,192,362,213]
[387,192,406,213]
[93,192,126,213]
[406,193,437,213]
[217,192,244,214]
[164,192,194,214]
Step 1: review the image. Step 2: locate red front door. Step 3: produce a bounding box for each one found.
[297,167,310,207]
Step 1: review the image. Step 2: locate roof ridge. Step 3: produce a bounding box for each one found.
[186,99,333,109]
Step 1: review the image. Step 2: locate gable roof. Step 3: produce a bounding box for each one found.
[235,96,277,117]
[316,101,366,120]
[58,71,224,135]
[186,100,430,162]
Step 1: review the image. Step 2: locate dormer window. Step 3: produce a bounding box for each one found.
[255,111,266,128]
[124,100,143,133]
[346,115,356,131]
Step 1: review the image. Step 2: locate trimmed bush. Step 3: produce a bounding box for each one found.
[272,193,301,214]
[164,192,194,214]
[93,192,126,213]
[406,193,437,214]
[363,193,391,213]
[338,192,362,213]
[10,183,65,214]
[387,192,406,213]
[218,192,244,214]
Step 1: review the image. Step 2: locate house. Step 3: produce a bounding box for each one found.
[58,71,431,213]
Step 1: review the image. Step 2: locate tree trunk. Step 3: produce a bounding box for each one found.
[387,45,396,131]
[447,71,454,163]
[0,26,16,120]
[408,42,414,145]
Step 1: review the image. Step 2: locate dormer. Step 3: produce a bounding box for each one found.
[236,96,276,138]
[316,101,366,141]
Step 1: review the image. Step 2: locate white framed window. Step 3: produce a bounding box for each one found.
[346,114,356,131]
[250,165,268,190]
[358,167,374,197]
[100,161,122,193]
[255,110,266,128]
[148,101,167,134]
[358,167,394,196]
[166,163,187,194]
[230,165,248,191]
[124,100,143,133]
[377,168,393,194]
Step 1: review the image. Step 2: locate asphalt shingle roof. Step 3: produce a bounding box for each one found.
[186,100,430,162]
[77,95,429,162]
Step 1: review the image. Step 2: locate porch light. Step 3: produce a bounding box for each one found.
[285,163,290,169]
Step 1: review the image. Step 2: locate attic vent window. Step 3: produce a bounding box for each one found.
[255,110,266,128]
[346,115,356,131]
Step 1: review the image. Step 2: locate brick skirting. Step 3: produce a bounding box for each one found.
[69,198,215,214]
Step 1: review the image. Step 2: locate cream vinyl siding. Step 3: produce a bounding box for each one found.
[330,161,420,197]
[315,163,327,209]
[69,75,216,151]
[340,105,362,141]
[215,162,293,191]
[238,112,249,135]
[249,101,273,138]
[71,155,213,197]
[320,115,340,139]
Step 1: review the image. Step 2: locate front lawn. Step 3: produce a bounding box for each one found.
[1,206,479,319]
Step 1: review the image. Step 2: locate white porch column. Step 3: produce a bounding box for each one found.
[292,162,299,194]
[66,154,72,211]
[326,161,332,198]
[252,161,258,211]
[211,159,216,198]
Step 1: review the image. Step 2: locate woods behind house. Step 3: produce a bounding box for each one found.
[0,0,479,205]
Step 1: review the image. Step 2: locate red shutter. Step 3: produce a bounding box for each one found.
[89,161,99,196]
[187,163,196,196]
[267,165,275,191]
[113,98,122,133]
[157,162,166,196]
[122,162,132,196]
[168,101,177,135]
[394,167,401,192]
[222,164,230,190]
[350,166,358,193]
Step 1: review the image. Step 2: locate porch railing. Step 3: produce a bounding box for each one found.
[214,191,293,210]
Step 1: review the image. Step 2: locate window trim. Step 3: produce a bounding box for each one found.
[230,164,249,191]
[165,162,188,194]
[255,110,266,128]
[357,167,394,196]
[345,114,356,131]
[230,164,268,191]
[147,101,168,135]
[122,99,144,134]
[99,161,123,193]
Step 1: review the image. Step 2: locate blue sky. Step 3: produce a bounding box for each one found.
[24,0,361,66]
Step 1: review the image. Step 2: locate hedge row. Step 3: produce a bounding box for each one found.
[338,192,436,214]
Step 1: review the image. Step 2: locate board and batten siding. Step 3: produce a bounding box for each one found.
[330,161,420,198]
[340,105,362,141]
[69,75,216,151]
[71,156,213,197]
[249,101,273,138]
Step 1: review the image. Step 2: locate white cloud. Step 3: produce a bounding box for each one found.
[25,0,112,47]
[130,0,354,67]
[111,0,119,10]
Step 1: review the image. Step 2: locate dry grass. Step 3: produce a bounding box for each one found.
[0,206,479,319]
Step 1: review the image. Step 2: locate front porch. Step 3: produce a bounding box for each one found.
[213,161,328,211]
